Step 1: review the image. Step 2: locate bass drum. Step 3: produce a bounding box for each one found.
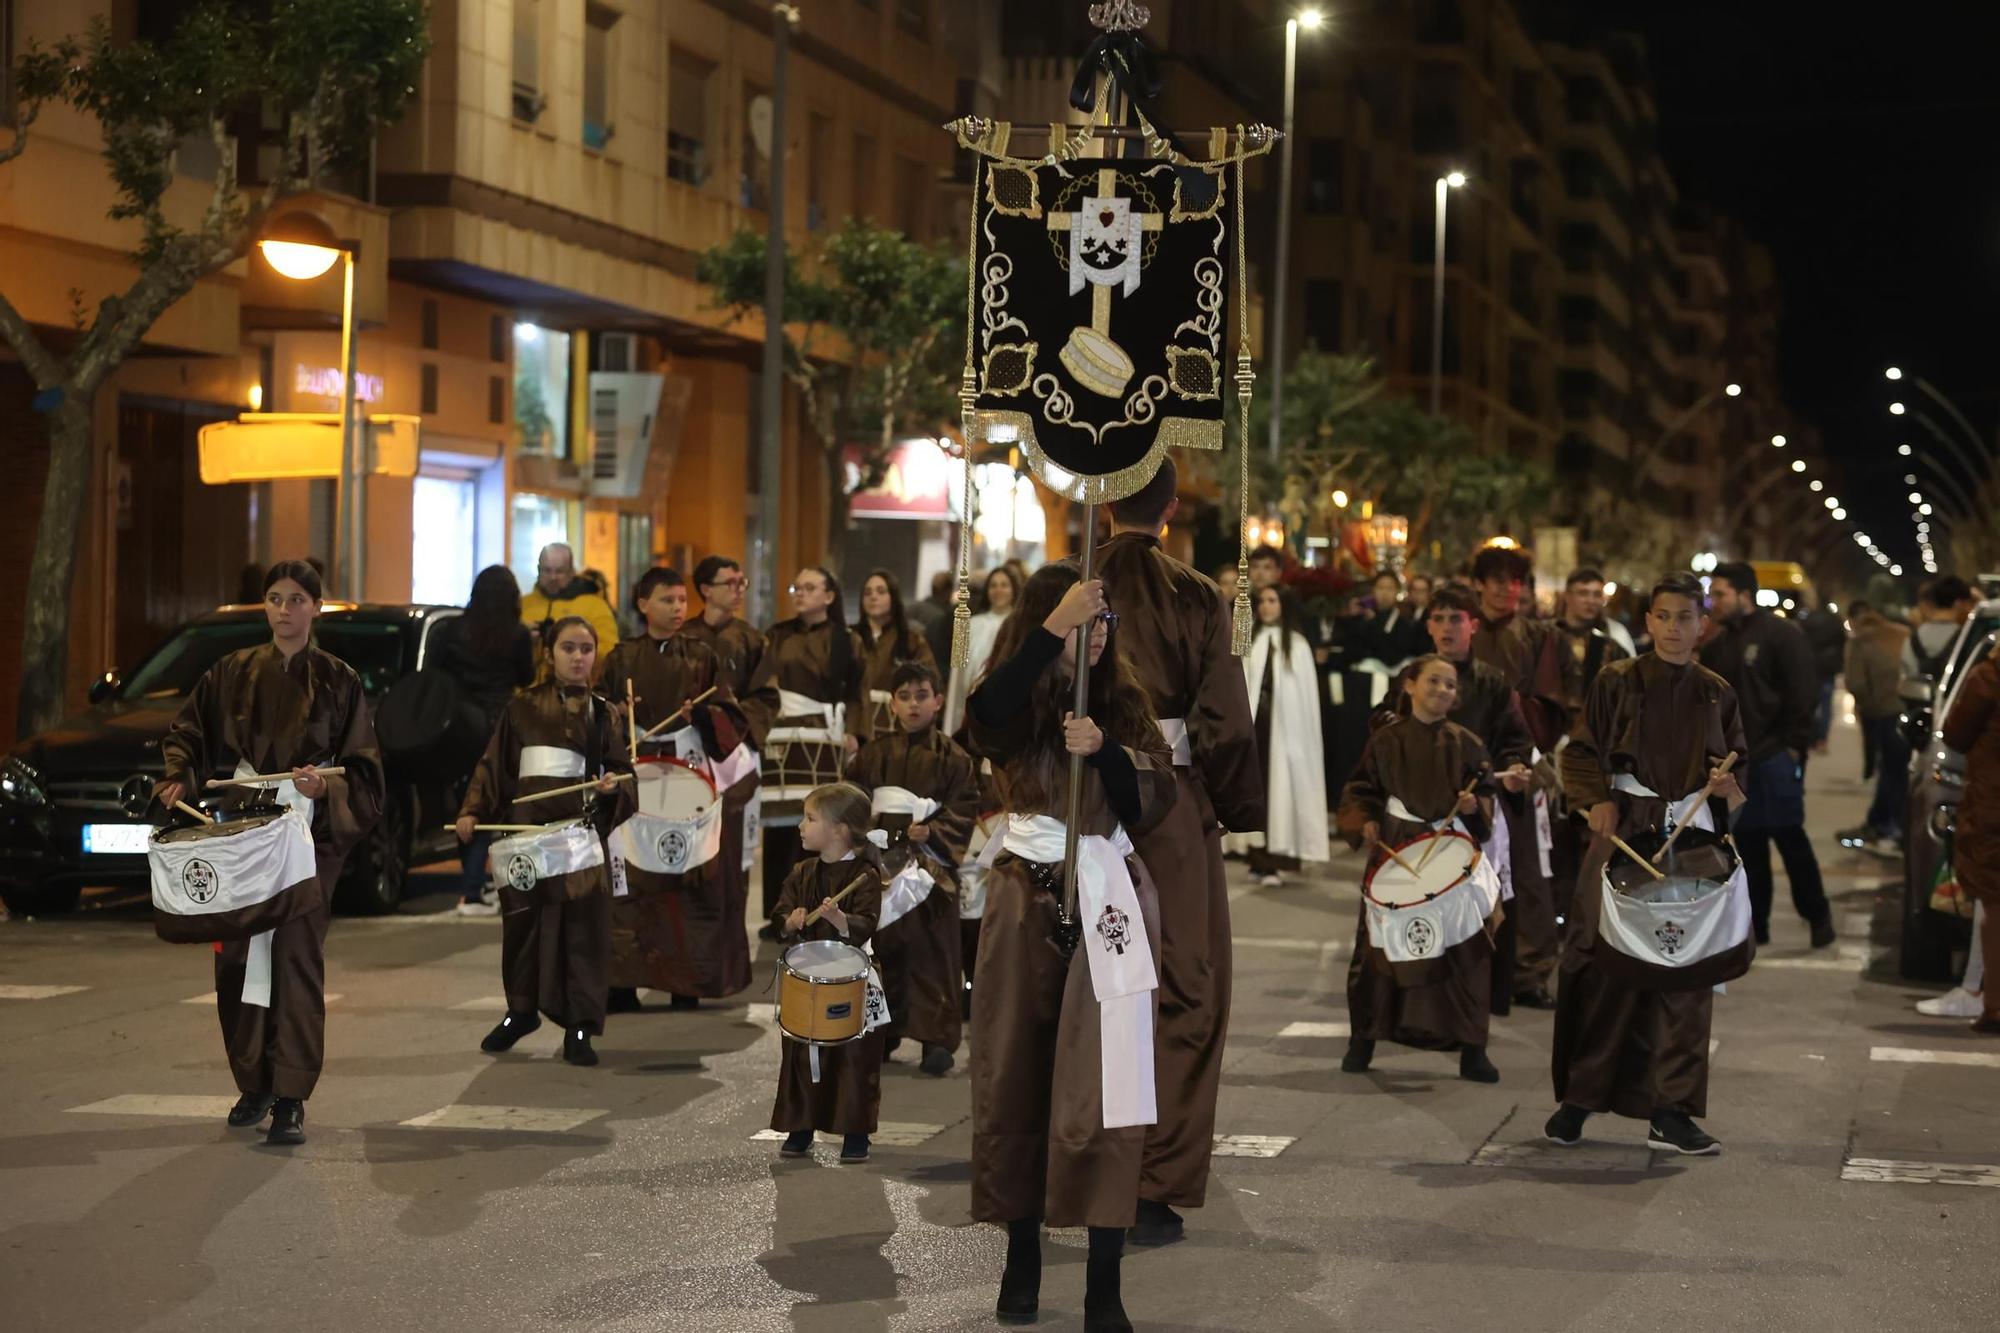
[1596,825,1754,991]
[1360,828,1501,987]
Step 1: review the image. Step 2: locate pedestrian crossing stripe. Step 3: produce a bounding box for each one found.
[1472,1141,1654,1172]
[1276,1021,1351,1039]
[0,984,88,999]
[449,996,510,1011]
[1212,1135,1296,1158]
[68,1094,240,1118]
[752,1122,945,1147]
[1757,958,1864,972]
[182,992,343,1005]
[1842,1158,2000,1187]
[1870,1046,2000,1069]
[402,1104,606,1132]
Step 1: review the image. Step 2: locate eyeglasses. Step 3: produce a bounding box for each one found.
[705,576,746,590]
[1097,610,1120,632]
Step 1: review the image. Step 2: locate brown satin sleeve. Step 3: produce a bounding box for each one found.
[318,671,385,859]
[929,743,981,862]
[459,704,518,823]
[159,666,220,791]
[1335,733,1389,848]
[1561,665,1619,810]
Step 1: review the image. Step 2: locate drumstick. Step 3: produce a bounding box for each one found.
[1376,842,1424,879]
[625,678,639,758]
[173,800,214,824]
[639,686,720,741]
[439,823,548,832]
[1652,753,1739,865]
[1416,775,1487,870]
[803,872,874,926]
[1606,831,1667,881]
[510,772,636,807]
[207,766,346,788]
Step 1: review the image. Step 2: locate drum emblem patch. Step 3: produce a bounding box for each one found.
[505,852,539,891]
[1404,916,1439,957]
[182,857,219,905]
[1095,903,1132,955]
[656,826,692,873]
[1653,920,1686,956]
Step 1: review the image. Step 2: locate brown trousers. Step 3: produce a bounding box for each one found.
[1134,771,1232,1210]
[501,890,611,1035]
[970,854,1160,1229]
[214,892,333,1101]
[771,1033,883,1135]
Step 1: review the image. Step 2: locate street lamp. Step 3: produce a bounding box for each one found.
[1268,7,1328,459]
[258,211,363,599]
[1430,170,1467,414]
[1770,434,1786,448]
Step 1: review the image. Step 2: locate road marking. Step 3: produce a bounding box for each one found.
[1473,1141,1655,1173]
[1276,1020,1351,1039]
[751,1121,945,1147]
[69,1094,238,1119]
[1757,958,1864,972]
[1234,936,1330,954]
[1212,1134,1296,1158]
[1842,1157,2000,1187]
[449,996,510,1011]
[0,984,88,1000]
[1870,1046,2000,1069]
[1709,1038,1720,1056]
[402,1104,605,1133]
[181,991,343,1006]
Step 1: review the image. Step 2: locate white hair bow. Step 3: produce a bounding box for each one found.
[866,828,891,849]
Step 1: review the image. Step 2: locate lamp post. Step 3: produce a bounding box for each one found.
[259,212,362,600]
[1429,170,1465,415]
[1267,7,1324,459]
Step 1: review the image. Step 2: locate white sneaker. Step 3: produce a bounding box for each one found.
[456,899,500,918]
[1258,873,1283,888]
[1917,987,1984,1018]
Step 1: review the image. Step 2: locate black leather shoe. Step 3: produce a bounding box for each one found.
[605,987,642,1013]
[996,1217,1042,1324]
[839,1133,871,1164]
[1648,1109,1720,1155]
[563,1027,599,1066]
[227,1092,276,1128]
[1809,917,1837,950]
[919,1044,955,1076]
[1459,1045,1500,1083]
[1126,1198,1183,1248]
[779,1129,814,1159]
[481,1011,540,1053]
[1340,1038,1375,1073]
[1512,988,1558,1010]
[1544,1103,1590,1146]
[669,994,700,1011]
[265,1098,305,1146]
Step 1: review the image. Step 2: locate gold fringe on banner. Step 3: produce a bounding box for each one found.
[950,157,983,670]
[1230,142,1255,656]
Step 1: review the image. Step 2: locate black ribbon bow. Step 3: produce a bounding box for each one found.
[1068,29,1192,161]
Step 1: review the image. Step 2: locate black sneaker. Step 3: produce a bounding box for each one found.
[669,994,701,1011]
[1126,1198,1183,1248]
[1544,1103,1590,1146]
[779,1129,814,1159]
[265,1098,305,1146]
[563,1027,599,1067]
[919,1044,955,1076]
[839,1133,870,1164]
[1648,1110,1720,1155]
[1809,917,1837,950]
[1340,1038,1375,1073]
[1835,824,1872,849]
[481,1011,540,1053]
[227,1091,276,1128]
[1512,988,1558,1011]
[605,987,642,1013]
[1459,1045,1500,1083]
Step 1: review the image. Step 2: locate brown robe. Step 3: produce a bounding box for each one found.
[159,642,384,1101]
[599,633,751,998]
[1553,654,1746,1119]
[770,854,886,1135]
[967,626,1178,1229]
[1092,530,1263,1210]
[460,682,634,1035]
[680,613,781,953]
[853,623,937,742]
[1337,717,1494,1051]
[760,616,864,906]
[850,724,979,1051]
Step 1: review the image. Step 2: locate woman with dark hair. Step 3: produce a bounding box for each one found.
[966,563,1176,1331]
[945,565,1021,736]
[430,566,537,915]
[855,569,937,742]
[1230,583,1329,885]
[154,559,385,1146]
[758,567,865,932]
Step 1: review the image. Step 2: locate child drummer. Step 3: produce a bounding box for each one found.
[849,661,980,1076]
[457,616,633,1067]
[771,782,887,1164]
[1338,654,1504,1083]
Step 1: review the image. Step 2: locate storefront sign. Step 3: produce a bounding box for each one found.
[846,439,956,521]
[294,364,384,403]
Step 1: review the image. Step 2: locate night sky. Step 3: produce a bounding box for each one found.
[1587,1,2000,577]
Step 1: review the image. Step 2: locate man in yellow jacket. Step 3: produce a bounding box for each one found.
[521,542,621,680]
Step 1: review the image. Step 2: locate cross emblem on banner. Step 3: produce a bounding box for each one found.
[1047,167,1165,337]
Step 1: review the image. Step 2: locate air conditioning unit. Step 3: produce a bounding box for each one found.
[599,332,638,373]
[586,372,664,498]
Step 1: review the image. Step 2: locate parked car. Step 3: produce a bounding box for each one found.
[1899,598,2000,980]
[0,604,464,918]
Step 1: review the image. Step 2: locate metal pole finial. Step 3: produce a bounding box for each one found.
[1089,1,1152,32]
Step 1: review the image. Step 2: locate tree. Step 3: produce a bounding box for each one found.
[0,0,429,738]
[696,220,965,553]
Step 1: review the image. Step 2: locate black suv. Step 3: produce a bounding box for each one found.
[0,605,463,917]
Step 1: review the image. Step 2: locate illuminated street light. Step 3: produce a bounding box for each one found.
[1920,503,1933,515]
[1822,496,1837,509]
[1898,444,1913,456]
[1332,489,1350,508]
[1810,480,1824,492]
[1725,383,1742,397]
[1791,460,1807,473]
[1298,7,1326,27]
[1771,434,1787,448]
[1445,170,1467,189]
[1891,564,1904,576]
[1890,402,1907,415]
[1885,366,1903,381]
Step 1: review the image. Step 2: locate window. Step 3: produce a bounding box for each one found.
[513,0,544,123]
[896,0,928,39]
[740,81,773,211]
[488,376,506,424]
[420,298,439,350]
[510,493,575,593]
[1415,0,1464,45]
[420,363,439,415]
[512,323,572,458]
[1305,138,1343,214]
[667,46,715,186]
[853,132,878,217]
[489,314,507,362]
[807,112,835,230]
[894,155,928,240]
[583,4,619,151]
[1303,279,1343,352]
[1411,65,1461,155]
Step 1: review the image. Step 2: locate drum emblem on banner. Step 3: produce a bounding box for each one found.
[1095,903,1132,955]
[1403,916,1439,958]
[505,852,538,892]
[1654,920,1687,956]
[654,826,692,874]
[182,858,219,905]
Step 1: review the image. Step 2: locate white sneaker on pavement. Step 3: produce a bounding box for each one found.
[1916,987,1984,1018]
[1258,873,1283,888]
[456,899,500,918]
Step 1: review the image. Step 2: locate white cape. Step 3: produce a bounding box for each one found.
[1225,625,1329,862]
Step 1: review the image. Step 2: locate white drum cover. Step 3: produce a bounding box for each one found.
[1363,832,1501,966]
[1598,866,1751,973]
[149,808,316,920]
[489,820,604,893]
[614,760,723,876]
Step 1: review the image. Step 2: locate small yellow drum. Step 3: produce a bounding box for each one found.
[776,940,871,1046]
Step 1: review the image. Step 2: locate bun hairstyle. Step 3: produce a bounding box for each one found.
[263,559,324,602]
[804,782,886,876]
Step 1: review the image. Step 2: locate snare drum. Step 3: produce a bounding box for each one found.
[776,939,873,1045]
[1361,829,1501,984]
[609,757,723,890]
[762,690,847,815]
[488,818,606,904]
[149,808,321,944]
[1596,825,1753,991]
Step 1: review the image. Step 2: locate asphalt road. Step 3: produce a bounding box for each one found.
[2,715,1996,1332]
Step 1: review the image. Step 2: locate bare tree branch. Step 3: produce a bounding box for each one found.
[0,103,37,169]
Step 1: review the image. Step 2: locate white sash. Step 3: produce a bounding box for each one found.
[771,689,844,741]
[741,790,762,872]
[1488,806,1514,902]
[999,814,1157,1130]
[959,813,999,919]
[877,863,937,932]
[520,745,586,780]
[869,785,941,822]
[1156,716,1193,768]
[239,760,311,1006]
[710,741,760,792]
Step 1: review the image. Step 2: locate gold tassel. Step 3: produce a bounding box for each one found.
[1230,140,1254,657]
[951,159,982,671]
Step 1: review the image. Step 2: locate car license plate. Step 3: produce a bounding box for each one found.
[82,823,153,855]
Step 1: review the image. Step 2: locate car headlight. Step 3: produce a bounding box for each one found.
[0,755,49,809]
